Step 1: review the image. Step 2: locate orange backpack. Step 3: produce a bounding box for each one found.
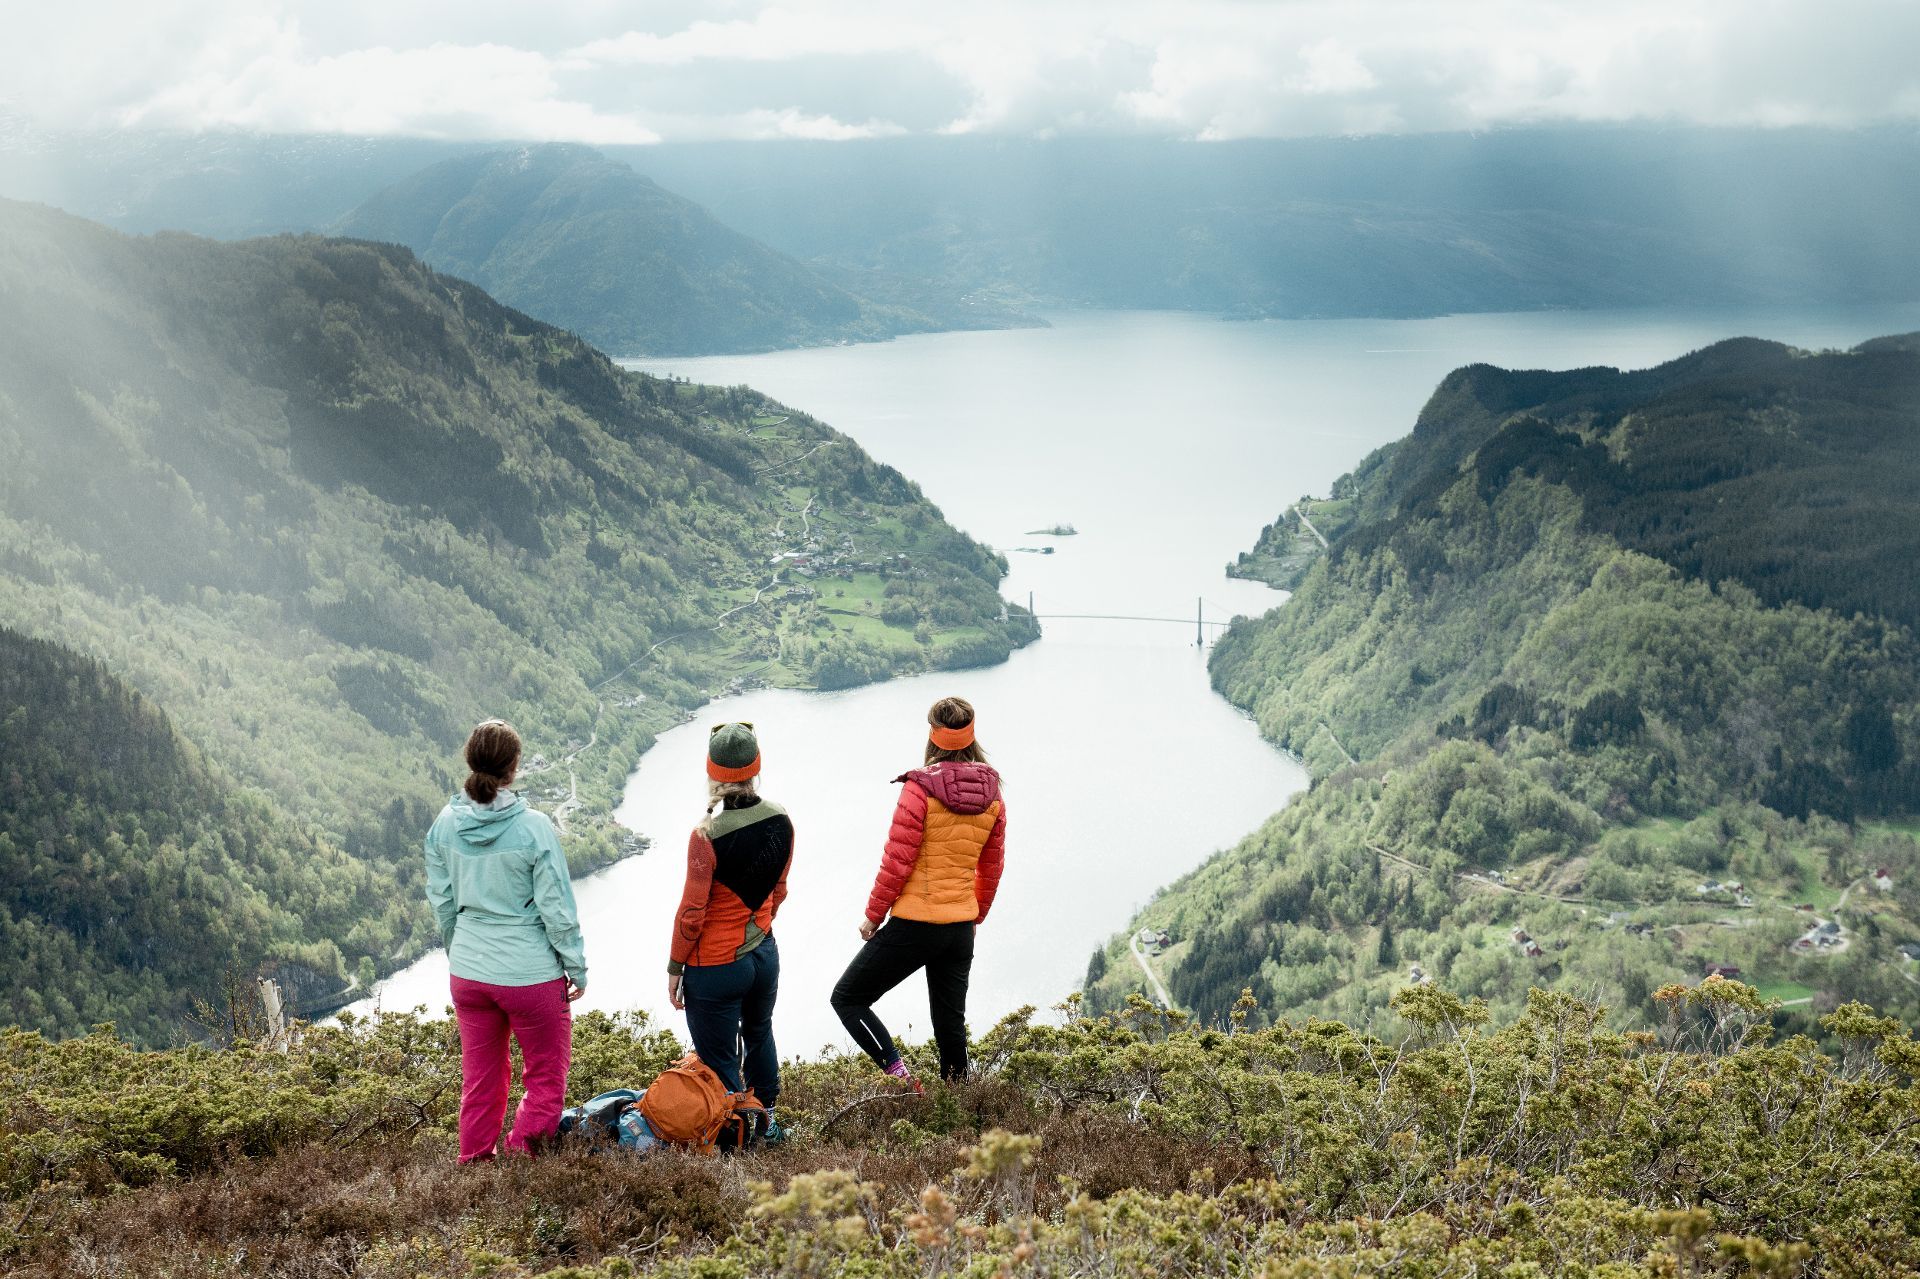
[636,1053,767,1155]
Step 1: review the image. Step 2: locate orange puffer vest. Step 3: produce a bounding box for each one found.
[865,762,1008,926]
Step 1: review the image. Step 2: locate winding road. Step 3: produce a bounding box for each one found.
[1369,843,1592,906]
[551,705,601,834]
[1319,721,1357,766]
[1291,504,1330,550]
[1129,932,1176,1009]
[754,440,831,477]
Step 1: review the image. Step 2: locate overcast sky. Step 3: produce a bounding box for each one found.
[8,0,1920,143]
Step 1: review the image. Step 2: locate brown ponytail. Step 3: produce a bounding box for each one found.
[924,696,988,766]
[463,718,521,804]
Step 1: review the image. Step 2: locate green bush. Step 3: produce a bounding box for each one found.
[7,986,1920,1274]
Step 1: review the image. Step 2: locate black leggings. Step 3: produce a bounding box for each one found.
[830,918,975,1080]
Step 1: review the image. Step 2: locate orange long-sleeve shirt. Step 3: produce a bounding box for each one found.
[669,798,793,974]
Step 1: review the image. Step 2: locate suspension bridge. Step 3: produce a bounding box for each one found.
[1009,595,1242,646]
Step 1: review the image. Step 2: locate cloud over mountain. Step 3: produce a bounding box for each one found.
[8,1,1920,143]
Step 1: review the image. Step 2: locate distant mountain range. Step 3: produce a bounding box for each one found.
[615,130,1920,317]
[9,127,1920,332]
[0,198,1029,1039]
[1090,333,1920,1035]
[335,144,1028,355]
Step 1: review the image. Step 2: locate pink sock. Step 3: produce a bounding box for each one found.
[885,1059,910,1078]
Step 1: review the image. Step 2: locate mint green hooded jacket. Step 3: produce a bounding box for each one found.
[424,792,588,990]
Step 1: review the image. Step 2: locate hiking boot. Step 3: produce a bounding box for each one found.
[763,1116,788,1146]
[883,1059,926,1095]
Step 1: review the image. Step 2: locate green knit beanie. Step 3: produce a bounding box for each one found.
[707,722,761,781]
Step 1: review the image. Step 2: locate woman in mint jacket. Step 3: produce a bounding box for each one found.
[425,719,587,1162]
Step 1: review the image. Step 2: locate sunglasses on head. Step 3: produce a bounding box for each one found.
[710,721,756,734]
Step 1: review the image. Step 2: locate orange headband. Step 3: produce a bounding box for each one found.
[706,756,761,782]
[929,722,975,751]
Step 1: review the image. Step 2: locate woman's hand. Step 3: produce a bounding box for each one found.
[667,974,686,1010]
[565,980,585,1002]
[859,917,880,941]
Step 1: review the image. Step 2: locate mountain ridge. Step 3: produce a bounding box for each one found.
[1092,333,1920,1034]
[335,143,1030,356]
[0,197,1033,1040]
[15,127,1920,324]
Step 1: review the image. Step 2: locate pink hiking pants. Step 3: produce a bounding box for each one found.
[450,975,572,1162]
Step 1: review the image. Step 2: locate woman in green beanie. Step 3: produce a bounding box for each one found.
[665,721,794,1126]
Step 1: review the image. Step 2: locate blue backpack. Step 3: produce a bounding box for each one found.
[557,1088,661,1153]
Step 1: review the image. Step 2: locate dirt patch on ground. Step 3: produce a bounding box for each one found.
[1541,856,1591,898]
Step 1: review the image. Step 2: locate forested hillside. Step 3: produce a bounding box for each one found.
[0,629,375,1041]
[1091,336,1920,1033]
[0,199,1033,1038]
[337,144,1024,356]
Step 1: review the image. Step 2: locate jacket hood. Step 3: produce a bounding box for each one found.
[449,791,528,846]
[896,761,1001,815]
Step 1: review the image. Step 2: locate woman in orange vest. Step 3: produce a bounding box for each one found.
[830,696,1005,1087]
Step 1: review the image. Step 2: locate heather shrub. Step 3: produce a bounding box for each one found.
[7,983,1920,1275]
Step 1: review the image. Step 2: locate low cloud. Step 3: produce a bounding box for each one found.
[6,0,1919,142]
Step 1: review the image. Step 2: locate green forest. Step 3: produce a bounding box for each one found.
[4,984,1916,1274]
[0,629,378,1042]
[1091,335,1920,1035]
[0,199,1034,1040]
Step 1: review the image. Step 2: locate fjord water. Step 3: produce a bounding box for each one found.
[360,303,1920,1052]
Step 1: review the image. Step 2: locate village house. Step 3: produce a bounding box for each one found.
[1794,920,1845,952]
[1134,928,1173,955]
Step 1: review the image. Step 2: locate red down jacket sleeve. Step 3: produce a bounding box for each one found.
[668,829,715,974]
[865,782,928,923]
[975,804,1007,925]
